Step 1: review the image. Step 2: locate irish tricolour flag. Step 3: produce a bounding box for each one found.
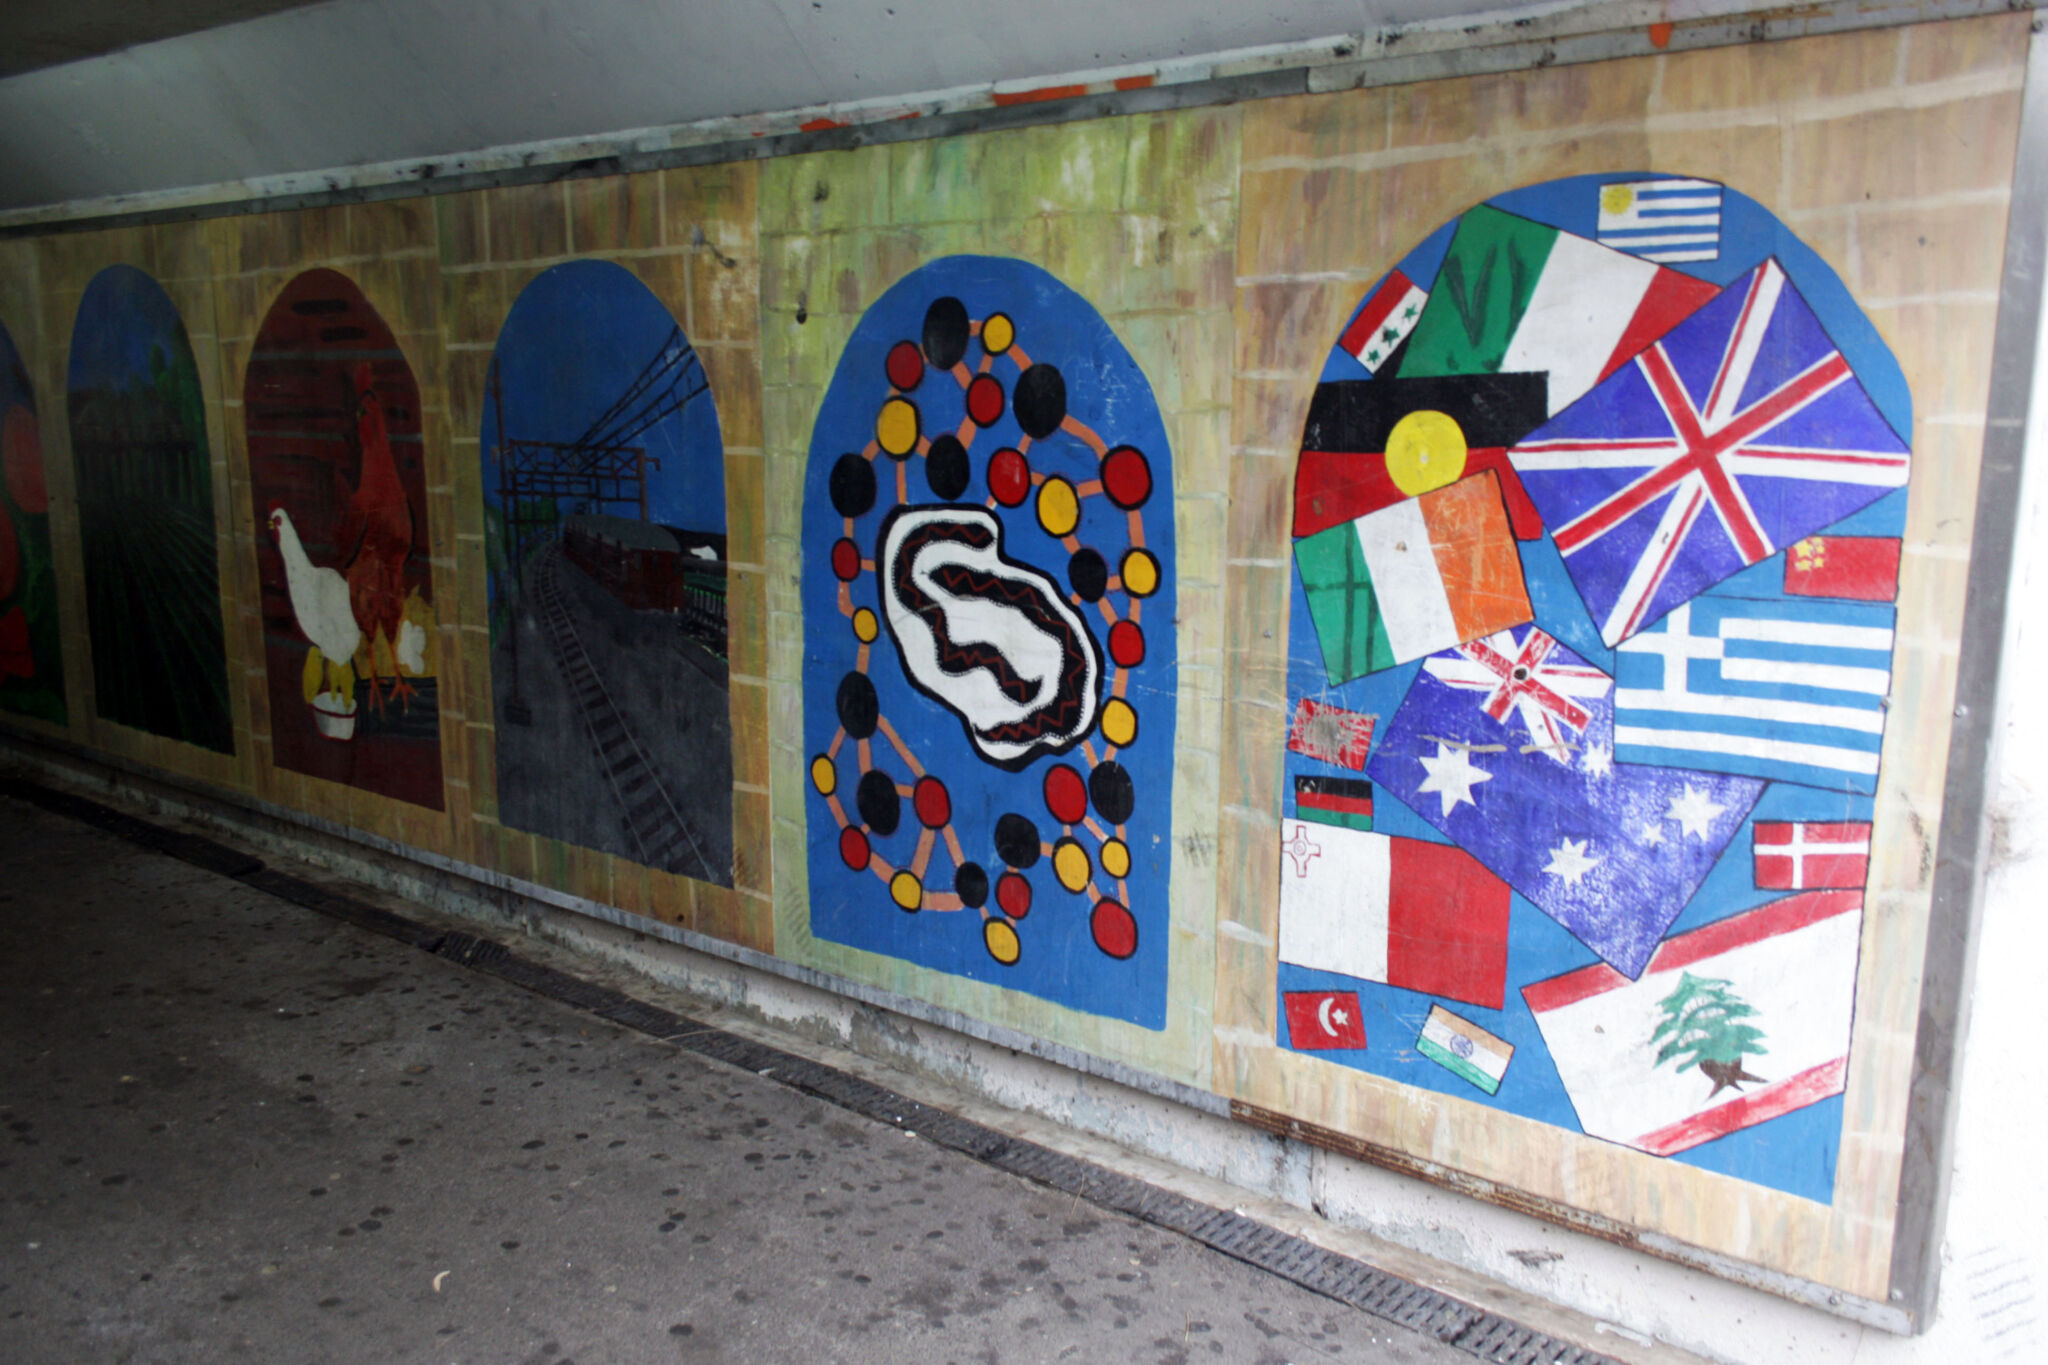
[1522,890,1862,1156]
[1294,470,1532,683]
[1402,204,1718,415]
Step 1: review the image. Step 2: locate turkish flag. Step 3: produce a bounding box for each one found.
[1283,990,1368,1051]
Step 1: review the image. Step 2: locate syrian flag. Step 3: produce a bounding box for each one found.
[1753,821,1871,890]
[1401,204,1719,415]
[1294,470,1532,683]
[1337,270,1429,375]
[1417,1004,1514,1095]
[1284,989,1369,1050]
[1278,822,1511,1009]
[1522,890,1862,1156]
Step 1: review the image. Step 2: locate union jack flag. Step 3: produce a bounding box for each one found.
[1509,259,1911,646]
[1421,627,1612,764]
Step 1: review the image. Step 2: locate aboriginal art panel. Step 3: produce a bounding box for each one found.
[246,268,444,809]
[482,260,733,886]
[1277,175,1907,1201]
[802,257,1176,1026]
[0,318,64,723]
[66,266,233,752]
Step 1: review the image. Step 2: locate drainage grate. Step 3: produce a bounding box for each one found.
[7,776,1624,1365]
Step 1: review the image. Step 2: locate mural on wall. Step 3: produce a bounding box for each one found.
[802,257,1177,1026]
[1276,175,1909,1201]
[0,319,64,724]
[246,268,443,808]
[482,261,732,885]
[66,266,233,751]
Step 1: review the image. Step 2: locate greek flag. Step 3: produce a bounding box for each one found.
[1612,595,1894,793]
[1596,178,1723,263]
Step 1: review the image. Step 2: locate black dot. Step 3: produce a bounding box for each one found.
[836,672,879,740]
[856,770,901,836]
[954,862,989,909]
[925,434,969,500]
[1012,364,1067,440]
[993,813,1041,868]
[1089,761,1135,825]
[922,297,970,369]
[1068,548,1108,602]
[829,453,875,519]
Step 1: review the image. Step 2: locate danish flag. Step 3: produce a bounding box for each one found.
[1421,626,1612,764]
[1511,259,1911,646]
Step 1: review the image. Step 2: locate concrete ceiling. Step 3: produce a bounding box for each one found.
[0,1,327,79]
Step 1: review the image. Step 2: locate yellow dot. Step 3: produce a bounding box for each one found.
[851,607,879,643]
[1600,183,1635,216]
[1100,838,1131,880]
[1037,476,1079,538]
[981,313,1015,355]
[1053,839,1092,894]
[890,870,923,911]
[1101,698,1137,748]
[983,918,1021,965]
[876,397,919,457]
[810,755,837,796]
[1120,548,1160,598]
[1384,409,1469,496]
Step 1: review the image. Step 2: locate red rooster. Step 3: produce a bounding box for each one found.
[332,362,416,714]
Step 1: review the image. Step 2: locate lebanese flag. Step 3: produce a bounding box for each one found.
[1753,821,1871,891]
[1784,535,1902,602]
[1522,890,1862,1156]
[1283,989,1369,1050]
[1337,270,1428,375]
[1278,822,1511,1009]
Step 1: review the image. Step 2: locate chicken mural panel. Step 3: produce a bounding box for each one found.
[246,269,443,809]
[0,317,64,724]
[66,266,233,752]
[480,261,732,887]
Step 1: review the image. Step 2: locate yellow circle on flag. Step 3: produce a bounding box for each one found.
[890,870,923,911]
[851,607,879,643]
[1600,183,1635,217]
[1053,840,1092,893]
[1038,476,1080,537]
[1100,838,1131,880]
[1120,548,1160,598]
[876,397,920,456]
[1384,409,1469,496]
[983,918,1021,965]
[982,313,1016,355]
[1101,697,1137,748]
[810,755,837,796]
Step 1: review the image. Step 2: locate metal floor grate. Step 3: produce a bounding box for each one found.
[1,776,1621,1365]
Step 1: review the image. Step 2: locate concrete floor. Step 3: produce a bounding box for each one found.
[0,795,1472,1365]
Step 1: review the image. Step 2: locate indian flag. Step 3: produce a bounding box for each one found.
[1294,469,1532,683]
[1401,204,1718,414]
[1417,1004,1514,1095]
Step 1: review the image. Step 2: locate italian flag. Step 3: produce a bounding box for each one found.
[1401,205,1718,414]
[1294,470,1532,683]
[1417,1004,1514,1095]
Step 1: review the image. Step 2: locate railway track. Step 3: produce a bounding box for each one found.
[527,542,717,883]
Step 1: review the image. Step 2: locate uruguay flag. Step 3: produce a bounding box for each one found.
[1612,594,1895,793]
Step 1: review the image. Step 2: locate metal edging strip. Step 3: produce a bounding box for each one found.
[1887,13,2048,1334]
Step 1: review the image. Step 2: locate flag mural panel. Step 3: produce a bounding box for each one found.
[1276,173,1909,1204]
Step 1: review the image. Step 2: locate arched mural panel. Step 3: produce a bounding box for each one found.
[481,260,732,886]
[246,268,443,808]
[802,257,1178,1027]
[0,317,64,724]
[66,266,232,751]
[1276,175,1911,1201]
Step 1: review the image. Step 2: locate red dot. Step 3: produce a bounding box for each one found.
[1043,764,1087,826]
[885,340,925,391]
[1100,446,1152,509]
[839,826,870,871]
[913,776,951,828]
[996,872,1033,920]
[1108,620,1145,669]
[1091,900,1138,959]
[988,447,1030,506]
[965,374,1006,428]
[830,537,862,581]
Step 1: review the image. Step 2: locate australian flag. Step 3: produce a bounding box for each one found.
[1510,258,1911,647]
[1368,626,1763,978]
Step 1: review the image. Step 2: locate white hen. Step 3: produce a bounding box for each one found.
[269,507,361,685]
